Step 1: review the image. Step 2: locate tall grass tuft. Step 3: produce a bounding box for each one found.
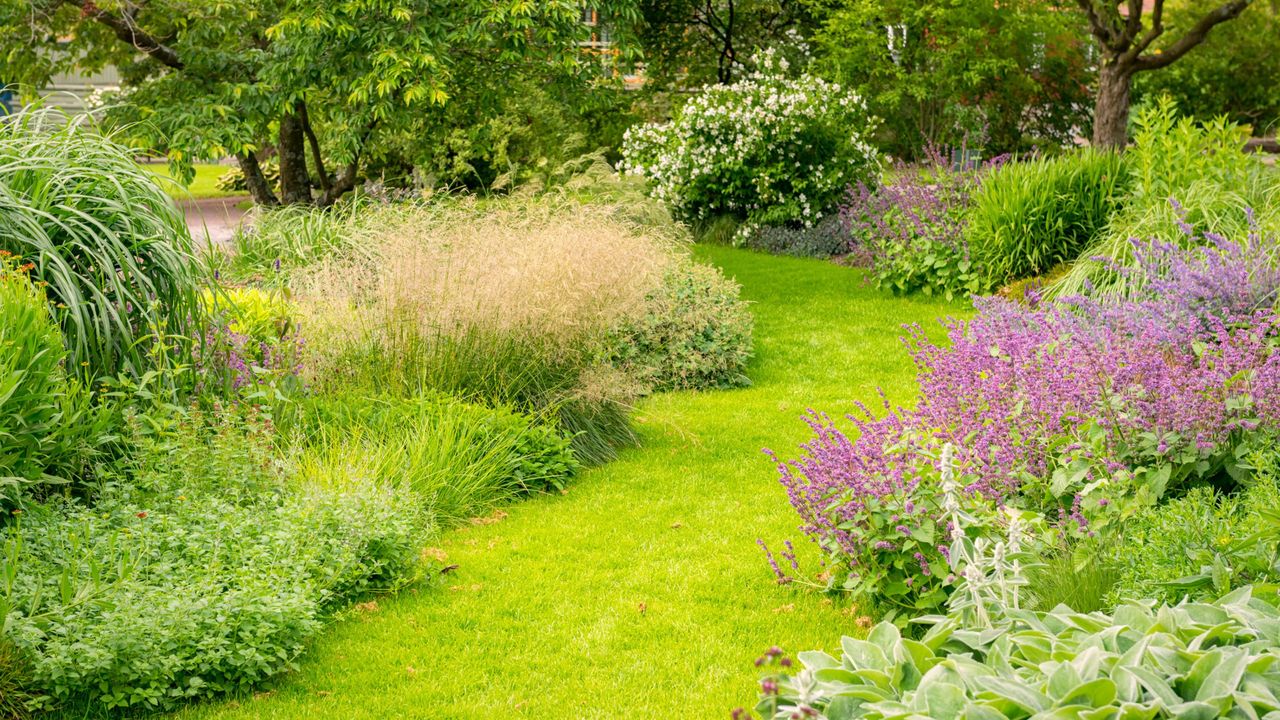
[0,108,203,381]
[217,199,372,283]
[964,148,1130,290]
[1052,98,1280,298]
[294,198,672,464]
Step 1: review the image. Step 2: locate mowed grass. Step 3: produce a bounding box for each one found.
[141,162,238,199]
[172,246,963,719]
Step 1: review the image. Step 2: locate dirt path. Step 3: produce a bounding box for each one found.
[179,196,251,249]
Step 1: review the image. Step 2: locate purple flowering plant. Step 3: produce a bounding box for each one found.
[195,287,306,401]
[770,214,1280,613]
[841,146,1009,301]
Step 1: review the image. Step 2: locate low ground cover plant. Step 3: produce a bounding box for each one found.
[621,50,879,231]
[1,406,429,713]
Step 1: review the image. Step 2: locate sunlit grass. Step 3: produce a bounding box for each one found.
[169,246,964,719]
[142,162,238,199]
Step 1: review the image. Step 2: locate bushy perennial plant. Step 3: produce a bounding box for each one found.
[771,225,1280,613]
[621,50,879,230]
[0,407,428,712]
[842,148,1008,299]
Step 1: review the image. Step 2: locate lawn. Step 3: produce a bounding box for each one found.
[141,162,240,200]
[170,245,962,719]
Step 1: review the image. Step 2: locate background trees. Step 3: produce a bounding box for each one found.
[1,0,639,205]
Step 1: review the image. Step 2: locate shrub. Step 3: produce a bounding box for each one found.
[842,149,1006,299]
[621,50,879,228]
[737,214,850,259]
[770,232,1280,612]
[0,407,428,712]
[1054,99,1280,298]
[0,109,203,382]
[964,149,1130,291]
[747,586,1280,720]
[604,261,754,391]
[0,259,106,505]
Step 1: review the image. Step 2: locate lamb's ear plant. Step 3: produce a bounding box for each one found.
[0,107,204,383]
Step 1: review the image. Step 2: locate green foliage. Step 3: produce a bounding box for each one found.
[809,0,1093,157]
[0,407,428,712]
[1024,542,1122,614]
[605,261,754,391]
[0,0,641,204]
[965,150,1130,290]
[1108,470,1280,607]
[0,260,106,505]
[1134,1,1280,134]
[219,201,370,283]
[287,393,579,516]
[0,636,34,720]
[0,110,203,382]
[1054,99,1280,298]
[754,587,1280,720]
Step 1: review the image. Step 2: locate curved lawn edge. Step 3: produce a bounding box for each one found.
[169,246,963,719]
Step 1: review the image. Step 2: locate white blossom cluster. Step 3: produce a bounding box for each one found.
[620,49,879,228]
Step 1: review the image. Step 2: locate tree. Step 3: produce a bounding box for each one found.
[1,0,638,206]
[807,0,1093,157]
[1076,0,1255,148]
[1135,0,1280,133]
[632,0,814,87]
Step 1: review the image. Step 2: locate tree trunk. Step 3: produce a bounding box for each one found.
[1092,63,1134,149]
[277,108,312,204]
[236,152,279,206]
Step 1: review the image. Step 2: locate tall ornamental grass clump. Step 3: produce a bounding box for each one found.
[842,148,1009,300]
[963,148,1130,291]
[0,110,203,381]
[769,225,1280,615]
[1054,98,1280,298]
[0,259,107,505]
[294,198,672,464]
[621,50,879,231]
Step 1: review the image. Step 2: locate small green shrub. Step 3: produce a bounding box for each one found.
[1,407,428,712]
[219,200,370,282]
[289,393,578,504]
[605,261,753,392]
[0,260,106,505]
[750,587,1280,720]
[0,109,204,382]
[965,149,1129,289]
[196,285,305,400]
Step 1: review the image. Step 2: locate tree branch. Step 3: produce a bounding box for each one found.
[73,0,184,69]
[1076,0,1120,49]
[1128,0,1167,59]
[1134,0,1252,70]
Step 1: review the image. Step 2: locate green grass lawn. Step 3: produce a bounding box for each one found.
[142,163,239,200]
[172,246,963,719]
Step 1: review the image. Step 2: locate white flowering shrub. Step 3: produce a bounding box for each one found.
[620,51,880,230]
